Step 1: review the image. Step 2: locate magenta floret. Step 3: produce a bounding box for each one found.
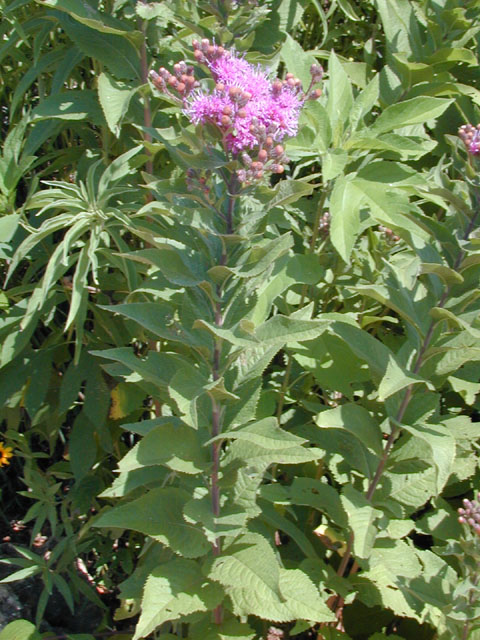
[183,47,305,153]
[150,40,323,181]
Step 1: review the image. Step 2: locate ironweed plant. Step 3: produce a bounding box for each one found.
[2,1,480,639]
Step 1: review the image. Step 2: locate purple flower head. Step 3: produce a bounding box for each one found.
[459,123,480,156]
[151,40,323,182]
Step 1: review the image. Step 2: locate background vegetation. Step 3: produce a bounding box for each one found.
[2,1,480,639]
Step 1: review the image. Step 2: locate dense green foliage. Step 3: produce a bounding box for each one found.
[2,1,480,639]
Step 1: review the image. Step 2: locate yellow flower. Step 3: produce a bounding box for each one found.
[0,442,13,467]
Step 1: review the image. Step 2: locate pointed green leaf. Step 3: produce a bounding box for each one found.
[134,558,223,640]
[117,422,208,475]
[329,176,363,262]
[97,72,135,135]
[315,403,383,455]
[95,488,210,558]
[370,97,454,134]
[341,485,382,560]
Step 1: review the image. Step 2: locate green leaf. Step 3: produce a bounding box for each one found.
[222,419,323,469]
[251,254,325,324]
[220,233,293,279]
[281,34,317,88]
[39,0,140,37]
[99,466,167,498]
[0,214,20,243]
[420,262,464,285]
[214,535,335,623]
[341,485,382,560]
[329,176,363,262]
[65,238,91,331]
[209,532,282,601]
[375,0,424,60]
[184,492,252,541]
[99,301,196,346]
[95,488,210,558]
[378,354,433,401]
[322,149,349,181]
[31,91,104,123]
[326,50,353,143]
[215,417,309,449]
[0,566,41,583]
[289,478,348,528]
[98,145,142,192]
[117,422,208,475]
[190,615,255,640]
[370,97,454,134]
[134,559,223,640]
[259,499,318,560]
[0,620,42,640]
[97,72,135,135]
[349,72,380,133]
[125,248,206,286]
[401,422,455,494]
[262,179,314,211]
[58,13,140,79]
[330,320,430,393]
[69,412,97,481]
[315,403,383,456]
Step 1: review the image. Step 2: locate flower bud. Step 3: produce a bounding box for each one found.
[310,63,324,81]
[258,149,268,162]
[272,80,283,95]
[309,88,322,100]
[237,108,247,118]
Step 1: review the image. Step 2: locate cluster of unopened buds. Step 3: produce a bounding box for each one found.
[318,211,330,234]
[150,61,199,101]
[378,225,400,242]
[150,39,323,184]
[238,134,289,182]
[458,494,480,536]
[458,123,480,156]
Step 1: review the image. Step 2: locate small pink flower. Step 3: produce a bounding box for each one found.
[151,40,322,181]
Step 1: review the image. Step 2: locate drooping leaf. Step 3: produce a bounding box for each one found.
[134,559,223,640]
[117,422,208,475]
[95,488,210,558]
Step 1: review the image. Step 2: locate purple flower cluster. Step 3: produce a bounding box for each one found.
[458,123,480,156]
[458,494,480,535]
[150,40,322,182]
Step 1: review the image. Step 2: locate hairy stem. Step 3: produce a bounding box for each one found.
[210,178,237,625]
